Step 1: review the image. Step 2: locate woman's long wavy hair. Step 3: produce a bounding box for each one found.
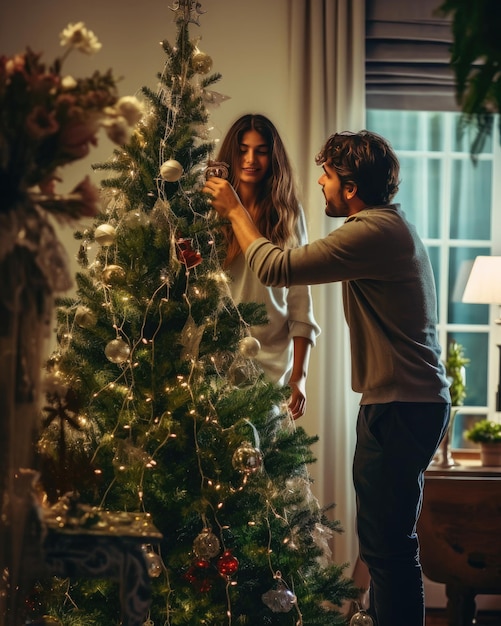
[216,114,301,267]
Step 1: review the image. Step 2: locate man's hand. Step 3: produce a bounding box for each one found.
[202,177,243,219]
[202,177,262,254]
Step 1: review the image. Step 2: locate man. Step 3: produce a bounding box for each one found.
[203,130,450,626]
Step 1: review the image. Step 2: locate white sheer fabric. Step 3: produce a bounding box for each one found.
[285,0,366,569]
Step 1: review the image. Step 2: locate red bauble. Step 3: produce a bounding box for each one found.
[217,550,239,576]
[177,238,202,269]
[183,558,214,592]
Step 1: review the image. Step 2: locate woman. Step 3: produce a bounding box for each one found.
[214,114,320,419]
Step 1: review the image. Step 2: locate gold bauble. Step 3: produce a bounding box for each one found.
[74,305,97,328]
[192,50,213,74]
[102,264,126,285]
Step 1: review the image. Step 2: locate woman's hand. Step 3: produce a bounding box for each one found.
[288,337,311,419]
[288,378,307,420]
[202,177,243,219]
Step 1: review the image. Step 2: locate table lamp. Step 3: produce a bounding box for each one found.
[462,255,501,411]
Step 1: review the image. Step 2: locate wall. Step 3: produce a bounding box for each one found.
[0,0,291,274]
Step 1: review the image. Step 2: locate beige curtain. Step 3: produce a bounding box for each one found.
[286,0,366,569]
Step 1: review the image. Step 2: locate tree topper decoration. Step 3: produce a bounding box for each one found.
[169,0,206,25]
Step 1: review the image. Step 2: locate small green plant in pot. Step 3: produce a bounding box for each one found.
[434,341,469,467]
[466,419,501,466]
[446,340,469,407]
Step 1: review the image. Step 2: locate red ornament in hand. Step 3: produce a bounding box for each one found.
[217,550,239,577]
[177,238,202,269]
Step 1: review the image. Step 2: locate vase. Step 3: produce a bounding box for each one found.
[430,407,460,468]
[480,442,501,467]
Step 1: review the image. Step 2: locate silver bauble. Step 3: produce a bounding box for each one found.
[193,529,221,559]
[262,582,297,613]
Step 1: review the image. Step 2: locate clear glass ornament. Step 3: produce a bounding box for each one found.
[141,545,163,578]
[238,336,261,357]
[193,528,221,559]
[122,210,150,229]
[105,338,130,363]
[262,581,297,613]
[232,441,263,474]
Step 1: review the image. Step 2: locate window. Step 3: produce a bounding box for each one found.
[366,110,500,449]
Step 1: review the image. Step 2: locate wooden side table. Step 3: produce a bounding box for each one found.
[418,463,501,626]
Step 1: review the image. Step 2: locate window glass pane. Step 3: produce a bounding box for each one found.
[452,112,494,153]
[396,157,441,238]
[450,159,492,240]
[366,110,421,151]
[426,245,440,318]
[426,159,441,238]
[428,112,446,152]
[451,413,487,449]
[446,331,488,407]
[448,247,490,324]
[366,110,445,152]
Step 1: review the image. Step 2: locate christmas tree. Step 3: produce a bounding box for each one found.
[36,2,357,624]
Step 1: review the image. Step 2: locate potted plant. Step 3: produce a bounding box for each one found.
[466,418,501,466]
[434,341,469,467]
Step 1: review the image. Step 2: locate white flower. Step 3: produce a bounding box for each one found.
[102,116,131,145]
[61,75,78,90]
[115,96,144,126]
[60,22,102,55]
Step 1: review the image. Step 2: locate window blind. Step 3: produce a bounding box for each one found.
[366,0,458,111]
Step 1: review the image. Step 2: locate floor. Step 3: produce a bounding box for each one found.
[425,609,501,625]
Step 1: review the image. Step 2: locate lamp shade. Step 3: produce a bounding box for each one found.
[462,256,501,304]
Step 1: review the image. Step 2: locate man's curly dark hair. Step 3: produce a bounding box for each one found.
[315,130,400,206]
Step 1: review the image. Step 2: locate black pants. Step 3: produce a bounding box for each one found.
[353,402,450,626]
